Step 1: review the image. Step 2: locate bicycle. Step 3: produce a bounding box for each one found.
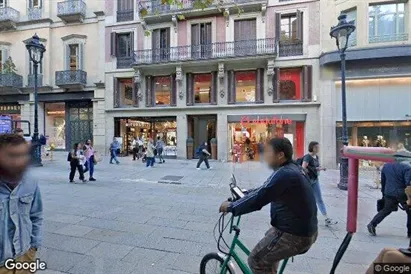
[200,174,289,274]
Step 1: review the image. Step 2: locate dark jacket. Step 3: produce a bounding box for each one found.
[228,161,318,237]
[381,162,411,200]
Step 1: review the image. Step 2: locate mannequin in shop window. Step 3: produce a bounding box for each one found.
[361,136,370,147]
[376,136,387,147]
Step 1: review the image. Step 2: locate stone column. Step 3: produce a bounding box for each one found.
[217,113,228,161]
[217,63,225,105]
[176,114,187,159]
[266,59,275,99]
[175,66,185,108]
[93,98,106,154]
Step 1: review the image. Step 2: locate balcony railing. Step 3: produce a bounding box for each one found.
[139,0,264,16]
[117,9,134,22]
[278,40,303,57]
[117,56,133,69]
[27,7,43,21]
[55,70,87,87]
[27,74,43,88]
[369,33,408,44]
[134,38,277,65]
[57,0,86,20]
[0,7,20,23]
[0,73,23,88]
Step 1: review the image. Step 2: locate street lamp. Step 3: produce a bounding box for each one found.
[26,34,46,167]
[330,13,355,190]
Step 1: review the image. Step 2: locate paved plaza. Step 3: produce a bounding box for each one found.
[30,153,409,274]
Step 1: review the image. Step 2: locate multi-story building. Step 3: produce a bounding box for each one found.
[0,0,105,151]
[105,0,322,161]
[320,0,411,167]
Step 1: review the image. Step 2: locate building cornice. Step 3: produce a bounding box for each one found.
[0,41,12,46]
[320,45,411,66]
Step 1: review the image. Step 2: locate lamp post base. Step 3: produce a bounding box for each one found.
[30,141,43,167]
[338,157,348,190]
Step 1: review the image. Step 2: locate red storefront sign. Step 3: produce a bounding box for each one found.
[240,116,292,126]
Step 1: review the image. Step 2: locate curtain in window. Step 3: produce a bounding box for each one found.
[191,24,200,59]
[296,10,303,41]
[152,29,161,62]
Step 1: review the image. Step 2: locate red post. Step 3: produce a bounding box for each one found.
[347,158,359,233]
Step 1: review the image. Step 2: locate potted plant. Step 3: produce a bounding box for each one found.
[2,57,17,74]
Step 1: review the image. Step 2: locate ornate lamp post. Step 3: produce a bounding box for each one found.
[330,13,356,190]
[26,34,46,167]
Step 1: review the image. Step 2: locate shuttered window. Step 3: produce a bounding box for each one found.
[234,19,257,55]
[117,0,134,22]
[191,23,212,59]
[152,28,170,62]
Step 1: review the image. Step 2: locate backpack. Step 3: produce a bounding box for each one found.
[67,152,72,162]
[196,146,202,155]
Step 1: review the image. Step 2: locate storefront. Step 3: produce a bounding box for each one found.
[114,116,177,157]
[227,114,305,161]
[44,103,66,150]
[336,120,411,166]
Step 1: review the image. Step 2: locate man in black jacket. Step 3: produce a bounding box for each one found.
[219,138,318,274]
[368,161,411,237]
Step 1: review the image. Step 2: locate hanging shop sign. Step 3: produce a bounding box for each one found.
[240,116,293,126]
[0,105,21,114]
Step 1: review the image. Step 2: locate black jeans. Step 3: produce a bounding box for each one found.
[69,161,85,181]
[133,147,139,160]
[157,148,164,162]
[370,196,411,234]
[196,154,210,169]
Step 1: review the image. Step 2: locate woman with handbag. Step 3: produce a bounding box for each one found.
[84,139,97,181]
[69,143,86,183]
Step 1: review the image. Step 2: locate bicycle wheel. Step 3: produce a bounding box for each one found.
[200,253,234,274]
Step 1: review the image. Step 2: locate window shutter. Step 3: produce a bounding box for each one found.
[130,31,134,55]
[78,43,84,70]
[170,74,177,106]
[302,65,312,101]
[273,67,280,103]
[275,13,281,41]
[145,76,152,107]
[65,44,70,70]
[210,72,217,105]
[186,73,194,106]
[113,78,120,108]
[256,68,264,104]
[296,10,303,41]
[110,32,117,56]
[227,70,235,104]
[29,0,33,8]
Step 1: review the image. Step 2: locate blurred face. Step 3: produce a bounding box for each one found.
[0,143,30,179]
[204,142,208,146]
[313,144,320,154]
[264,144,286,169]
[77,143,82,149]
[86,139,91,145]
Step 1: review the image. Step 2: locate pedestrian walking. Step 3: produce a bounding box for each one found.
[69,143,86,183]
[132,137,139,161]
[301,141,337,226]
[367,161,411,237]
[84,139,96,181]
[196,142,212,170]
[137,136,144,158]
[109,137,120,164]
[156,136,165,163]
[145,138,155,167]
[0,134,43,273]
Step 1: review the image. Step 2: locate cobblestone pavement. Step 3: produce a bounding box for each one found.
[29,153,408,274]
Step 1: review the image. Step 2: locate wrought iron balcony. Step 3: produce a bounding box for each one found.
[117,56,133,69]
[139,0,266,19]
[0,7,20,30]
[27,74,43,88]
[27,8,43,21]
[0,73,23,92]
[369,33,408,44]
[57,0,86,23]
[55,70,87,89]
[133,38,277,65]
[278,40,303,57]
[117,9,134,22]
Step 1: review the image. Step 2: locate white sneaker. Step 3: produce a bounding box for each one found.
[196,168,200,170]
[325,218,338,226]
[208,167,213,170]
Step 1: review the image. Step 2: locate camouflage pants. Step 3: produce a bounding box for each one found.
[248,227,318,274]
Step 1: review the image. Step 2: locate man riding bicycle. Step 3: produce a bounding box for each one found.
[219,138,318,274]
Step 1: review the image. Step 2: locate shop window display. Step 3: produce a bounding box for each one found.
[45,103,66,149]
[235,71,256,103]
[279,69,302,100]
[228,118,304,162]
[194,74,211,104]
[154,76,171,105]
[119,78,134,106]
